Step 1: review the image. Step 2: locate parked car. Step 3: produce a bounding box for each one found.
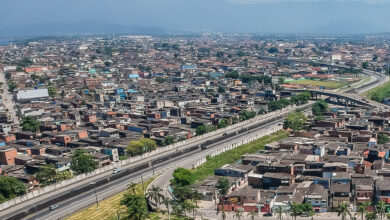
[263,212,273,217]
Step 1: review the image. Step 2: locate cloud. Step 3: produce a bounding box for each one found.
[225,0,390,4]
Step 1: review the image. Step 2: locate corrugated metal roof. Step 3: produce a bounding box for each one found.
[17,89,49,100]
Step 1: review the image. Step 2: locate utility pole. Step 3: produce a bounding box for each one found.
[140,173,145,195]
[90,182,99,210]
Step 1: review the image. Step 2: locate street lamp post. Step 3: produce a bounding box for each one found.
[90,182,99,210]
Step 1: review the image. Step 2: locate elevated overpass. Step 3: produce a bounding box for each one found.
[259,56,389,110]
[290,89,389,110]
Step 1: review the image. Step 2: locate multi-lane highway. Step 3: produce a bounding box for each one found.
[29,117,288,220]
[0,104,309,220]
[1,57,387,220]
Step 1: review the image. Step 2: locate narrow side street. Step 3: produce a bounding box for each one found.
[0,71,19,126]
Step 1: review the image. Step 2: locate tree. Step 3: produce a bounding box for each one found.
[232,116,239,124]
[5,72,12,79]
[357,201,371,220]
[366,212,377,220]
[302,203,314,219]
[0,176,26,202]
[191,190,203,206]
[258,108,266,115]
[237,50,245,57]
[247,210,258,220]
[218,119,230,129]
[268,47,279,54]
[128,182,138,195]
[126,138,157,156]
[47,86,57,98]
[216,51,224,58]
[225,70,239,79]
[35,164,56,186]
[234,209,244,220]
[274,205,284,220]
[278,77,285,84]
[338,203,351,220]
[196,125,217,136]
[217,177,230,196]
[21,116,41,132]
[239,110,256,121]
[196,125,207,136]
[104,61,111,66]
[147,186,164,210]
[218,206,227,220]
[70,150,98,174]
[155,77,166,83]
[164,136,174,145]
[362,62,369,69]
[378,133,389,144]
[312,100,328,116]
[289,203,302,220]
[171,167,194,187]
[284,110,307,131]
[120,193,148,220]
[376,201,386,220]
[218,86,226,93]
[8,81,17,93]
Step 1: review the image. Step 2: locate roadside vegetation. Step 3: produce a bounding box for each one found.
[170,130,287,187]
[365,80,390,103]
[287,79,349,89]
[0,176,27,203]
[65,178,154,220]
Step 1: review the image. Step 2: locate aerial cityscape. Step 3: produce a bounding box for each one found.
[1,1,390,220]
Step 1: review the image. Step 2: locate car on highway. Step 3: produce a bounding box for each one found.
[49,205,60,211]
[112,166,122,174]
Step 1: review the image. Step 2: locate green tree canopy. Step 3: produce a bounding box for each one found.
[35,164,56,186]
[284,110,307,131]
[239,110,256,121]
[225,70,239,79]
[0,176,26,202]
[8,81,17,93]
[164,135,174,146]
[120,193,148,220]
[217,177,230,196]
[126,138,157,156]
[171,167,194,187]
[218,119,230,129]
[21,116,41,132]
[47,86,57,98]
[377,133,389,144]
[217,86,226,93]
[312,100,328,116]
[268,47,279,54]
[70,150,98,174]
[196,125,217,136]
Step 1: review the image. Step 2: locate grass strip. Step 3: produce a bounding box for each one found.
[190,130,288,183]
[65,178,154,220]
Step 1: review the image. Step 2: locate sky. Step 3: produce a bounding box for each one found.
[1,0,390,35]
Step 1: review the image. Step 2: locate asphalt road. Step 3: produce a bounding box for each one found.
[26,117,286,220]
[0,71,19,125]
[1,105,301,220]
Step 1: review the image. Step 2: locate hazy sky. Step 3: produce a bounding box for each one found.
[1,0,390,34]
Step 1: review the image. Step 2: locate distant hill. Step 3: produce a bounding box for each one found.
[0,22,165,37]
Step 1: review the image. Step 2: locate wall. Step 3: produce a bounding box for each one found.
[0,102,312,212]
